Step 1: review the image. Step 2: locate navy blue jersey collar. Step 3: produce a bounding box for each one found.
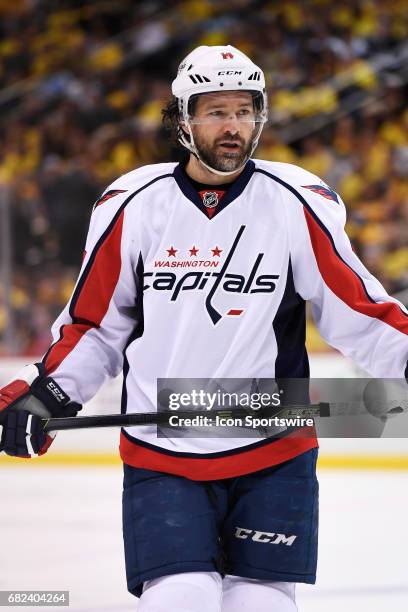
[173,159,255,219]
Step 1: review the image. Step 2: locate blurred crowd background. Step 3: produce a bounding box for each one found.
[0,0,407,355]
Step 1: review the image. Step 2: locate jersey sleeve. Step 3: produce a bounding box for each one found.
[40,185,141,403]
[285,171,408,378]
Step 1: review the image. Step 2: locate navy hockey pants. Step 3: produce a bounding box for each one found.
[122,448,319,597]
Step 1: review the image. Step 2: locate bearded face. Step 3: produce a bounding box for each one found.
[184,91,259,174]
[192,127,255,173]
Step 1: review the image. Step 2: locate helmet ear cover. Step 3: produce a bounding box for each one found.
[186,95,199,118]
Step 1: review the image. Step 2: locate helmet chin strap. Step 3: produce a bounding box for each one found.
[179,120,264,178]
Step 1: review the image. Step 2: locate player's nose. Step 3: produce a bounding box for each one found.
[222,113,241,133]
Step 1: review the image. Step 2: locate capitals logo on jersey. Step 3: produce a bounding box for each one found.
[302,184,339,203]
[144,225,280,325]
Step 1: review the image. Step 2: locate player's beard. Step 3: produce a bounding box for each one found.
[193,130,255,173]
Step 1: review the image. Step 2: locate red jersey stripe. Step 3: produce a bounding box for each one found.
[44,323,95,375]
[119,431,317,480]
[44,211,125,374]
[304,208,408,335]
[73,212,124,322]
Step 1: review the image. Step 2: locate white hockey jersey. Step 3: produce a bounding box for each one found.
[41,159,408,479]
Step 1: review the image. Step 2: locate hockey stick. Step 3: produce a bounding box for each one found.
[41,403,331,432]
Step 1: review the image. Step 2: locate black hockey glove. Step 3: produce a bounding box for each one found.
[0,364,81,458]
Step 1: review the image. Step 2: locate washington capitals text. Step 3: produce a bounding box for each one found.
[143,225,280,324]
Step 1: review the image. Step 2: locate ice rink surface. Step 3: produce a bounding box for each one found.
[1,464,407,612]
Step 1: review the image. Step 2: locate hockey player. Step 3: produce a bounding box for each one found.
[1,45,408,611]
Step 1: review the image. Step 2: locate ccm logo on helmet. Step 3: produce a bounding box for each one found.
[234,527,297,546]
[217,70,242,76]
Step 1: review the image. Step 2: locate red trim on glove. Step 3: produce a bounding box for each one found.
[0,380,30,413]
[38,434,55,456]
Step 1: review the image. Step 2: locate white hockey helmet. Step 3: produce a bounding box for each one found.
[171,45,268,176]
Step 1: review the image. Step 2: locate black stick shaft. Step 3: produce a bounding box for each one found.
[41,403,329,432]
